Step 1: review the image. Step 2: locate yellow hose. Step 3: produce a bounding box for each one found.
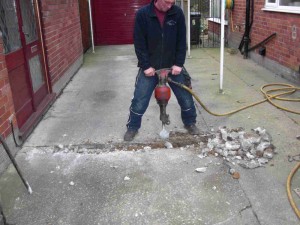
[167,79,300,218]
[168,80,300,116]
[287,162,300,219]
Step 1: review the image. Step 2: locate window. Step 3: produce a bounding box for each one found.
[264,0,300,13]
[209,0,228,24]
[0,0,22,54]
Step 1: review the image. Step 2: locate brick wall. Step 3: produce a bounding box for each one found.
[228,0,246,48]
[209,21,221,36]
[40,0,83,86]
[0,37,15,138]
[208,21,228,37]
[228,0,300,73]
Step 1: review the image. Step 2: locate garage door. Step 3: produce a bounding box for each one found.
[92,0,150,45]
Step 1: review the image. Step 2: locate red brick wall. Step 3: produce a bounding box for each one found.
[228,1,246,47]
[0,38,16,138]
[208,21,228,37]
[209,21,221,36]
[40,0,83,85]
[229,0,300,72]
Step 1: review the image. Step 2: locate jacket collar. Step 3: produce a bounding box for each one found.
[149,0,177,17]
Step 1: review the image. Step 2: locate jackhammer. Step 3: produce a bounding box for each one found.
[154,68,171,127]
[154,68,173,139]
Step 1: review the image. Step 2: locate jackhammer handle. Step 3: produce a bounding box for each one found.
[154,68,172,73]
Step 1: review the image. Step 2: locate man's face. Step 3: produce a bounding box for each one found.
[156,0,175,12]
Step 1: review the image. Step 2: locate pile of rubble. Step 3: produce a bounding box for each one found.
[200,127,276,169]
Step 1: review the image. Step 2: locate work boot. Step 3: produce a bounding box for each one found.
[184,124,200,135]
[124,129,138,141]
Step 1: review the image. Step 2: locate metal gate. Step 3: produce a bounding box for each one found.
[193,0,228,48]
[177,0,228,48]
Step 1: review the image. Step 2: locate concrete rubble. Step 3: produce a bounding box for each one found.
[124,176,131,181]
[199,127,276,169]
[164,141,173,149]
[195,167,207,173]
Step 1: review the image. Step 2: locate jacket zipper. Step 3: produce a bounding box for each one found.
[160,32,163,69]
[160,16,166,69]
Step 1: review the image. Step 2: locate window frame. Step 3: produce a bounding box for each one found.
[209,0,229,23]
[263,0,300,14]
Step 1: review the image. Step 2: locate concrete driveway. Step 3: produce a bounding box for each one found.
[0,45,299,225]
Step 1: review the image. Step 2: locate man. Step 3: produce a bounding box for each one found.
[124,0,199,141]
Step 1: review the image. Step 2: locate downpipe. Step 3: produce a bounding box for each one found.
[243,0,251,58]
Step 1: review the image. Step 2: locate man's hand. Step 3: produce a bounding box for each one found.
[144,67,155,76]
[171,65,182,75]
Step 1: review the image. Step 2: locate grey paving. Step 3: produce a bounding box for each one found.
[0,45,299,225]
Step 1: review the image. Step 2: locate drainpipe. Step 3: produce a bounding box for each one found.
[35,0,52,94]
[88,0,95,53]
[187,0,191,58]
[219,0,225,92]
[243,0,251,58]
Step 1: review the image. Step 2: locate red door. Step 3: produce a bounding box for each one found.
[92,0,150,45]
[1,0,52,137]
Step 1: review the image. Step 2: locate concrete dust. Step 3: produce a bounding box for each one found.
[50,131,209,153]
[114,131,208,151]
[159,125,169,139]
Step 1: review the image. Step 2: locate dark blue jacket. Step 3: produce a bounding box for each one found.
[134,1,186,71]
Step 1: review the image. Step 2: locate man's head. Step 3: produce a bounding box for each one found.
[154,0,175,12]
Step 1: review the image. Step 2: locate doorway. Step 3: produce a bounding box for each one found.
[0,0,54,139]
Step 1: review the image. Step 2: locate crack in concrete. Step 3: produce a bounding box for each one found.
[223,160,261,224]
[238,185,261,225]
[290,116,300,126]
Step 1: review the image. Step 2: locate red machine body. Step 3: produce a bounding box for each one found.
[155,85,171,103]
